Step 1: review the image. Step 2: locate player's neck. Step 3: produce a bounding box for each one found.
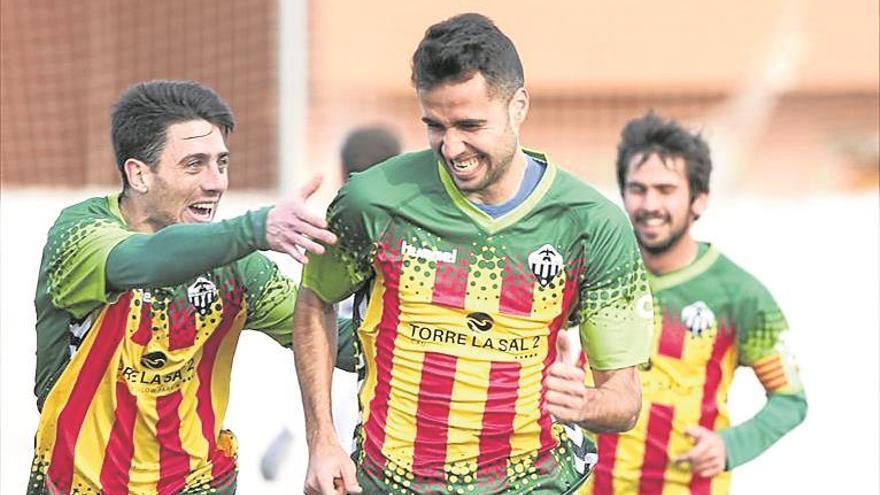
[467,151,527,206]
[642,235,699,276]
[118,191,158,233]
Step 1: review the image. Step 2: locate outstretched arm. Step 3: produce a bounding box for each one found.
[107,174,336,290]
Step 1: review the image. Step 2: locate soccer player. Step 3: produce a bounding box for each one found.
[28,80,356,495]
[340,125,402,181]
[580,112,808,494]
[293,13,653,495]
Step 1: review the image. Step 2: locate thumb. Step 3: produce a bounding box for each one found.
[555,330,574,366]
[684,425,706,442]
[297,173,324,201]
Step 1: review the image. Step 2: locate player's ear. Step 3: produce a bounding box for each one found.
[124,158,152,194]
[508,87,529,125]
[691,192,709,220]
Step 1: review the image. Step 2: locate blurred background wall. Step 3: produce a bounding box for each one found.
[2,0,877,193]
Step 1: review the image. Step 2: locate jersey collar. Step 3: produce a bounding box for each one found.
[107,192,127,225]
[649,243,720,291]
[437,148,557,234]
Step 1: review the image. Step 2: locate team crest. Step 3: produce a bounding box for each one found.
[528,244,563,287]
[681,301,716,336]
[187,276,218,315]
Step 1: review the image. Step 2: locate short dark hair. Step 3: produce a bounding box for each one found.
[341,126,401,177]
[110,80,235,188]
[616,111,712,200]
[411,13,524,99]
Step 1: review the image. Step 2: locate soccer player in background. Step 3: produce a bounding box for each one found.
[340,125,402,181]
[580,112,807,494]
[293,13,653,495]
[28,80,356,495]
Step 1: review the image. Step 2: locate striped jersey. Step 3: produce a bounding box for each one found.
[302,150,653,494]
[581,244,804,495]
[29,194,299,495]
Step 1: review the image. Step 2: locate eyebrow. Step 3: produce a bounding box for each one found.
[177,151,229,164]
[182,127,214,140]
[420,117,487,127]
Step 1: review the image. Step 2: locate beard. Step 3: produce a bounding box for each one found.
[450,120,519,195]
[635,213,692,255]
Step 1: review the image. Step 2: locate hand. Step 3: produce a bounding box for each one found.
[303,439,362,495]
[544,330,588,423]
[672,425,727,478]
[265,174,338,264]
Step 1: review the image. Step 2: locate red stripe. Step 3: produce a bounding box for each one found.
[156,391,189,495]
[591,433,620,495]
[657,311,685,358]
[477,361,521,478]
[47,293,132,492]
[431,255,468,309]
[169,299,197,351]
[689,325,735,495]
[194,285,243,481]
[131,296,152,346]
[411,352,458,479]
[499,261,533,316]
[99,381,138,495]
[363,238,403,466]
[638,403,675,495]
[538,276,579,455]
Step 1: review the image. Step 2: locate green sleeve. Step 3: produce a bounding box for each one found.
[238,253,358,372]
[107,207,271,291]
[720,390,807,469]
[723,277,807,469]
[577,204,653,370]
[302,176,384,303]
[44,216,136,319]
[239,252,297,347]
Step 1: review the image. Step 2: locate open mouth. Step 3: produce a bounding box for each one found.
[187,202,216,221]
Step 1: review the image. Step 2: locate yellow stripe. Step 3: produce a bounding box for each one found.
[510,273,564,459]
[610,409,651,492]
[357,270,387,428]
[129,394,159,493]
[71,370,118,491]
[36,307,114,459]
[381,340,424,471]
[210,309,246,437]
[444,354,491,475]
[180,372,210,483]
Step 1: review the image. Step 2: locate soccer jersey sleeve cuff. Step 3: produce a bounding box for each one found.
[720,390,807,470]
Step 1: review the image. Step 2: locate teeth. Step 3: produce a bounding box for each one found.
[452,157,479,171]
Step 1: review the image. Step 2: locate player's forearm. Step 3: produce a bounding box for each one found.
[578,367,642,433]
[293,287,339,448]
[720,390,807,470]
[106,208,270,289]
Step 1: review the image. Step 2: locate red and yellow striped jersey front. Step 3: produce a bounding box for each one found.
[31,285,243,495]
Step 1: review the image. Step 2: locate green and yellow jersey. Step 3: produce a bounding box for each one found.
[303,149,653,494]
[581,243,807,495]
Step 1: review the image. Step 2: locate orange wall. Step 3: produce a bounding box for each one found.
[310,0,879,93]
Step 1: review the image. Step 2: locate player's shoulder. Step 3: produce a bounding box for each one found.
[545,163,627,225]
[709,247,775,300]
[50,194,124,232]
[339,149,440,210]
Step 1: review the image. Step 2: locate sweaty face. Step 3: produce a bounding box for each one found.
[141,120,230,230]
[418,73,527,205]
[623,153,701,255]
